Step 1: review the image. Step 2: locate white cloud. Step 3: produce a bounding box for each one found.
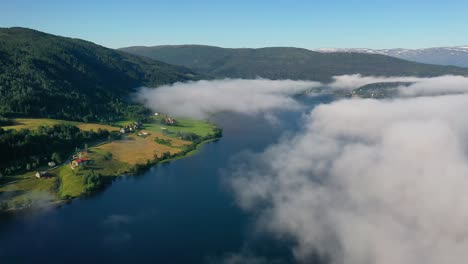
[329,74,468,98]
[329,74,422,90]
[397,75,468,97]
[231,93,468,264]
[135,79,321,119]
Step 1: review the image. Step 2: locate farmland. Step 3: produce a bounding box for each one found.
[2,118,120,132]
[0,116,221,212]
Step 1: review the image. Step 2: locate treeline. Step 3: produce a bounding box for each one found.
[0,116,13,126]
[0,124,116,176]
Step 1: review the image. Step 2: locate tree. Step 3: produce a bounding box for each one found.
[51,152,62,163]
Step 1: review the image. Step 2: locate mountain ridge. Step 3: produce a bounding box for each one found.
[119,45,468,82]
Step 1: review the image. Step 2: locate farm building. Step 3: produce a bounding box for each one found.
[71,158,90,167]
[35,171,51,179]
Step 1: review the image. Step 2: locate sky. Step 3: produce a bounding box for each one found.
[1,0,468,49]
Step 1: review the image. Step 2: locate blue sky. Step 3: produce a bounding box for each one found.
[1,0,468,49]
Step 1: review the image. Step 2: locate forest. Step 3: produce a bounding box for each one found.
[0,124,116,176]
[0,27,202,123]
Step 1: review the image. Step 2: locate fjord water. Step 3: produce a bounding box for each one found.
[0,96,329,263]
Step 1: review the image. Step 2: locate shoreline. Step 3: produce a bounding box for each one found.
[0,132,222,214]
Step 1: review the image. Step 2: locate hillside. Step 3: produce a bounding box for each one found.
[0,28,201,122]
[119,45,468,82]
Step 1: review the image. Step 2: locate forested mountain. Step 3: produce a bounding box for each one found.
[120,45,468,82]
[0,28,201,122]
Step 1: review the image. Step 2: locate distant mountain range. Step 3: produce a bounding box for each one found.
[315,46,468,68]
[0,28,201,122]
[119,45,468,82]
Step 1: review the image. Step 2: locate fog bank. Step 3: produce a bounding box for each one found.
[231,93,468,264]
[136,79,321,119]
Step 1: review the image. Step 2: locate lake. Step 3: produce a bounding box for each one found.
[0,95,330,263]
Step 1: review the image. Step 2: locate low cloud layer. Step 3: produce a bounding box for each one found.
[231,94,468,264]
[136,76,468,120]
[330,74,468,97]
[136,79,321,119]
[329,74,422,90]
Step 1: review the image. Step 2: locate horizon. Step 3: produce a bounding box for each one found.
[2,0,468,50]
[3,26,468,52]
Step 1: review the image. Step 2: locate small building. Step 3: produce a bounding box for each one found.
[48,161,56,167]
[35,171,50,179]
[71,158,90,167]
[137,131,149,137]
[164,117,175,125]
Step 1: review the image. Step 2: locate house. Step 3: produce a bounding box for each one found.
[133,121,143,128]
[35,171,50,179]
[71,158,90,167]
[164,117,176,125]
[48,161,56,167]
[137,131,149,137]
[120,122,142,134]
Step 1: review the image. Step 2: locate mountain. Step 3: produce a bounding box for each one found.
[119,45,468,82]
[0,28,201,122]
[316,46,468,68]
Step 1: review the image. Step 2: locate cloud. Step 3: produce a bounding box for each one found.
[397,75,468,97]
[230,93,468,264]
[329,74,468,97]
[329,74,422,90]
[135,79,321,119]
[135,76,468,121]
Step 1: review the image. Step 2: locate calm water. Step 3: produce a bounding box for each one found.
[0,96,330,263]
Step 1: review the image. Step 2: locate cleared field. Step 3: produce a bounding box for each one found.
[76,123,119,132]
[2,118,119,132]
[144,116,217,138]
[0,174,59,209]
[2,118,69,130]
[55,166,86,197]
[95,134,190,165]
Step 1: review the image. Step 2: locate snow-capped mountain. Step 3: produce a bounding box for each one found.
[315,46,468,68]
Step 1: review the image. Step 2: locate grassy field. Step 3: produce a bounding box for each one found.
[0,172,59,210]
[1,118,120,132]
[143,116,217,138]
[0,116,220,212]
[95,133,190,165]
